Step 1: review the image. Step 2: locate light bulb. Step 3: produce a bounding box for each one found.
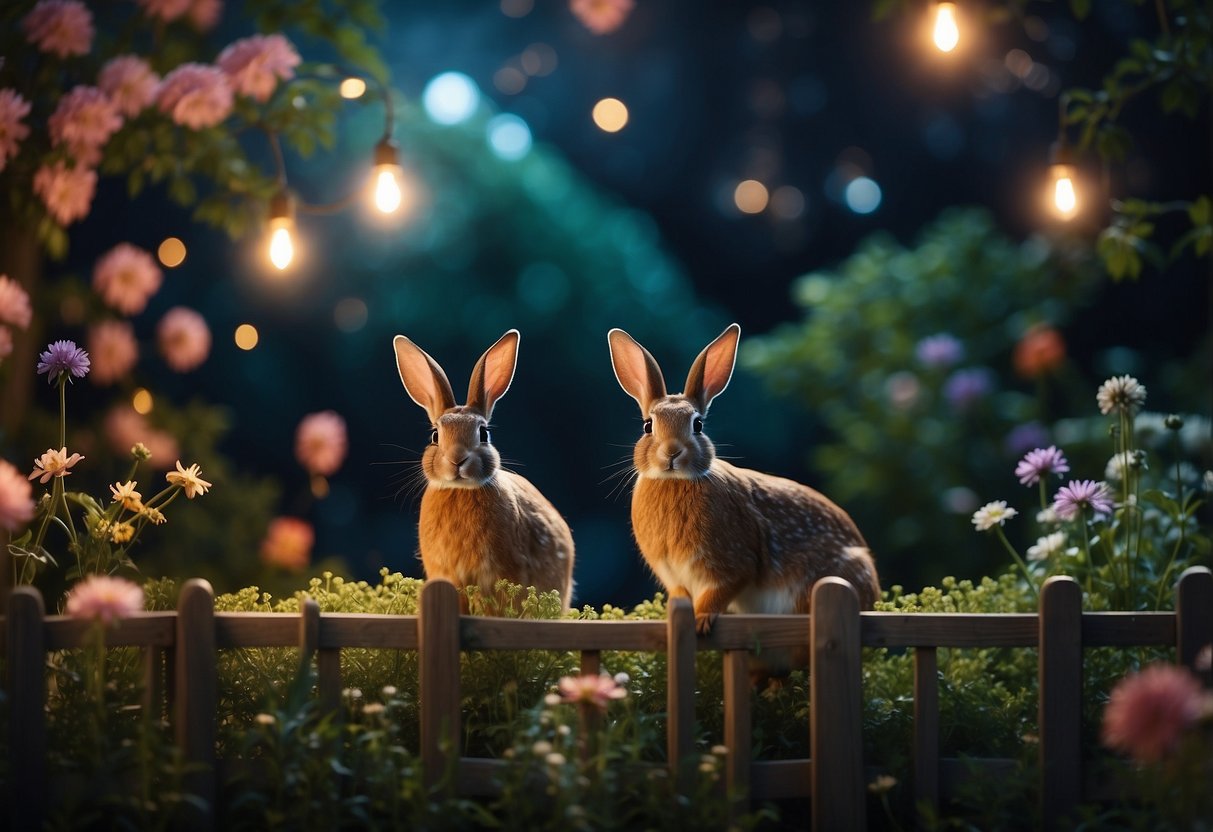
[373,166,403,214]
[1052,166,1078,218]
[933,2,960,52]
[269,220,294,270]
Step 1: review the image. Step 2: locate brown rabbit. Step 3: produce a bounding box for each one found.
[608,323,879,638]
[393,329,575,611]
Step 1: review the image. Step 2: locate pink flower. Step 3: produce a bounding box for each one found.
[0,275,33,329]
[1053,479,1114,521]
[0,89,32,172]
[157,307,211,372]
[22,0,94,58]
[217,34,301,102]
[1102,663,1211,763]
[49,86,122,167]
[295,411,348,477]
[557,674,628,711]
[187,0,223,31]
[0,459,37,533]
[65,575,144,625]
[98,56,160,118]
[33,161,97,226]
[135,0,191,23]
[0,327,12,361]
[28,447,84,484]
[570,0,634,35]
[260,517,314,571]
[87,320,139,385]
[104,406,179,470]
[92,243,163,315]
[156,64,233,129]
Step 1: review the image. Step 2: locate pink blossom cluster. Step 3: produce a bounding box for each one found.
[570,0,634,35]
[65,575,145,625]
[105,406,179,470]
[157,306,211,372]
[33,161,97,226]
[22,0,93,58]
[98,56,160,118]
[87,320,140,385]
[48,85,122,166]
[135,0,192,23]
[217,34,300,102]
[1102,663,1213,763]
[0,459,37,533]
[260,517,315,571]
[92,243,163,315]
[295,411,349,477]
[0,275,33,364]
[156,63,234,130]
[0,89,32,172]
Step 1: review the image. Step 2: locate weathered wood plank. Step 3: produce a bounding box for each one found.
[914,646,940,820]
[420,580,462,794]
[1081,612,1174,646]
[318,649,342,712]
[142,646,164,720]
[299,598,319,659]
[319,614,419,649]
[667,597,696,789]
[863,613,1038,647]
[44,612,176,649]
[1039,576,1082,830]
[811,577,865,831]
[175,579,217,831]
[7,587,46,831]
[1177,567,1212,687]
[723,650,751,811]
[459,617,666,651]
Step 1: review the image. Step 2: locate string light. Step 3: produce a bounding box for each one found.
[1049,140,1079,220]
[371,138,404,214]
[267,190,296,270]
[932,2,960,53]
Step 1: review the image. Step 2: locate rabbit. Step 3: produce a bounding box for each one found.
[393,329,575,612]
[607,322,879,641]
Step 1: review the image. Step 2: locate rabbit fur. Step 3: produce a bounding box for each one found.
[394,329,575,611]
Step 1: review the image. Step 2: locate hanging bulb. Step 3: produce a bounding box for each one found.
[1048,141,1078,220]
[933,2,960,53]
[267,191,296,270]
[371,138,404,214]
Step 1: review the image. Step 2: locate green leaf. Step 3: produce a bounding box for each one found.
[1188,195,1211,227]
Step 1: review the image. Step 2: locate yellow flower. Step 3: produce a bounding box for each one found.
[110,480,143,511]
[110,522,134,543]
[28,447,85,483]
[166,460,212,499]
[92,519,112,539]
[140,506,166,525]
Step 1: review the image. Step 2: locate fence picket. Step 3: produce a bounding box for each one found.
[811,577,865,831]
[175,578,217,831]
[420,580,461,793]
[7,587,46,831]
[914,646,940,822]
[1176,566,1213,687]
[1038,576,1082,830]
[723,649,751,811]
[666,596,695,788]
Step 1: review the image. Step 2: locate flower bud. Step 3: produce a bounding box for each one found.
[1165,414,1184,431]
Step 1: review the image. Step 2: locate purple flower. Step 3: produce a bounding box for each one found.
[915,333,964,369]
[943,367,994,411]
[1004,422,1050,456]
[36,339,90,382]
[1015,446,1071,486]
[1053,479,1114,521]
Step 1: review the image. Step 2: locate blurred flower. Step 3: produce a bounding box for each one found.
[87,320,139,385]
[557,673,628,711]
[1105,450,1147,482]
[942,486,979,514]
[217,34,301,102]
[110,522,134,543]
[98,56,160,117]
[1036,507,1060,525]
[104,406,178,470]
[1097,375,1147,416]
[187,0,223,30]
[914,333,964,369]
[260,516,314,571]
[141,505,166,524]
[1026,531,1066,561]
[92,243,163,315]
[971,500,1017,531]
[295,411,348,477]
[166,460,211,499]
[255,712,276,726]
[1013,324,1065,379]
[1197,645,1212,673]
[0,327,11,361]
[48,85,122,166]
[1015,446,1070,486]
[135,0,190,23]
[884,371,921,411]
[33,161,96,225]
[36,339,90,381]
[156,63,233,129]
[0,459,37,532]
[868,774,898,795]
[0,274,33,329]
[157,307,211,371]
[1003,421,1050,456]
[570,0,634,34]
[1102,663,1211,763]
[109,480,143,511]
[28,447,84,483]
[1053,479,1113,520]
[943,367,994,411]
[0,89,32,172]
[22,0,94,58]
[66,575,144,625]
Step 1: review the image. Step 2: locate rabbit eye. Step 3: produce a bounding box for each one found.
[430,429,438,445]
[692,417,704,434]
[643,419,653,435]
[479,426,491,444]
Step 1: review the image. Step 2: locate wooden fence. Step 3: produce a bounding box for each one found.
[4,566,1212,831]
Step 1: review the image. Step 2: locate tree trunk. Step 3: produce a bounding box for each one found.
[0,225,44,443]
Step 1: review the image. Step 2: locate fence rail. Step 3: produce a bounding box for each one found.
[4,566,1212,831]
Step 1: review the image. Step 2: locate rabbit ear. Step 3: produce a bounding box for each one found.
[683,323,740,414]
[608,328,667,416]
[394,335,457,424]
[466,329,519,419]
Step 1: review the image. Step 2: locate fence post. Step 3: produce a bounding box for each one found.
[913,646,940,821]
[420,579,461,794]
[175,578,216,831]
[1038,576,1081,830]
[1176,566,1212,687]
[7,586,46,831]
[810,577,864,832]
[722,650,751,811]
[666,595,696,789]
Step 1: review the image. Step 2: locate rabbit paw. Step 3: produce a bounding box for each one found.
[695,612,718,636]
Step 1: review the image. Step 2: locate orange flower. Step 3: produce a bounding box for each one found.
[1013,324,1066,379]
[260,516,314,571]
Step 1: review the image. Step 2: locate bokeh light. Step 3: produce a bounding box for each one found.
[234,324,259,350]
[769,185,806,219]
[132,388,154,415]
[520,43,558,76]
[592,98,629,133]
[334,298,369,332]
[734,180,770,214]
[500,0,532,17]
[844,177,882,214]
[158,237,186,268]
[422,72,480,125]
[487,114,532,160]
[339,77,366,99]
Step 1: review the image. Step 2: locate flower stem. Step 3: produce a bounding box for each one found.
[995,526,1038,601]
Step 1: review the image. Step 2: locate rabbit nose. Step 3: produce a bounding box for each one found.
[661,442,682,462]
